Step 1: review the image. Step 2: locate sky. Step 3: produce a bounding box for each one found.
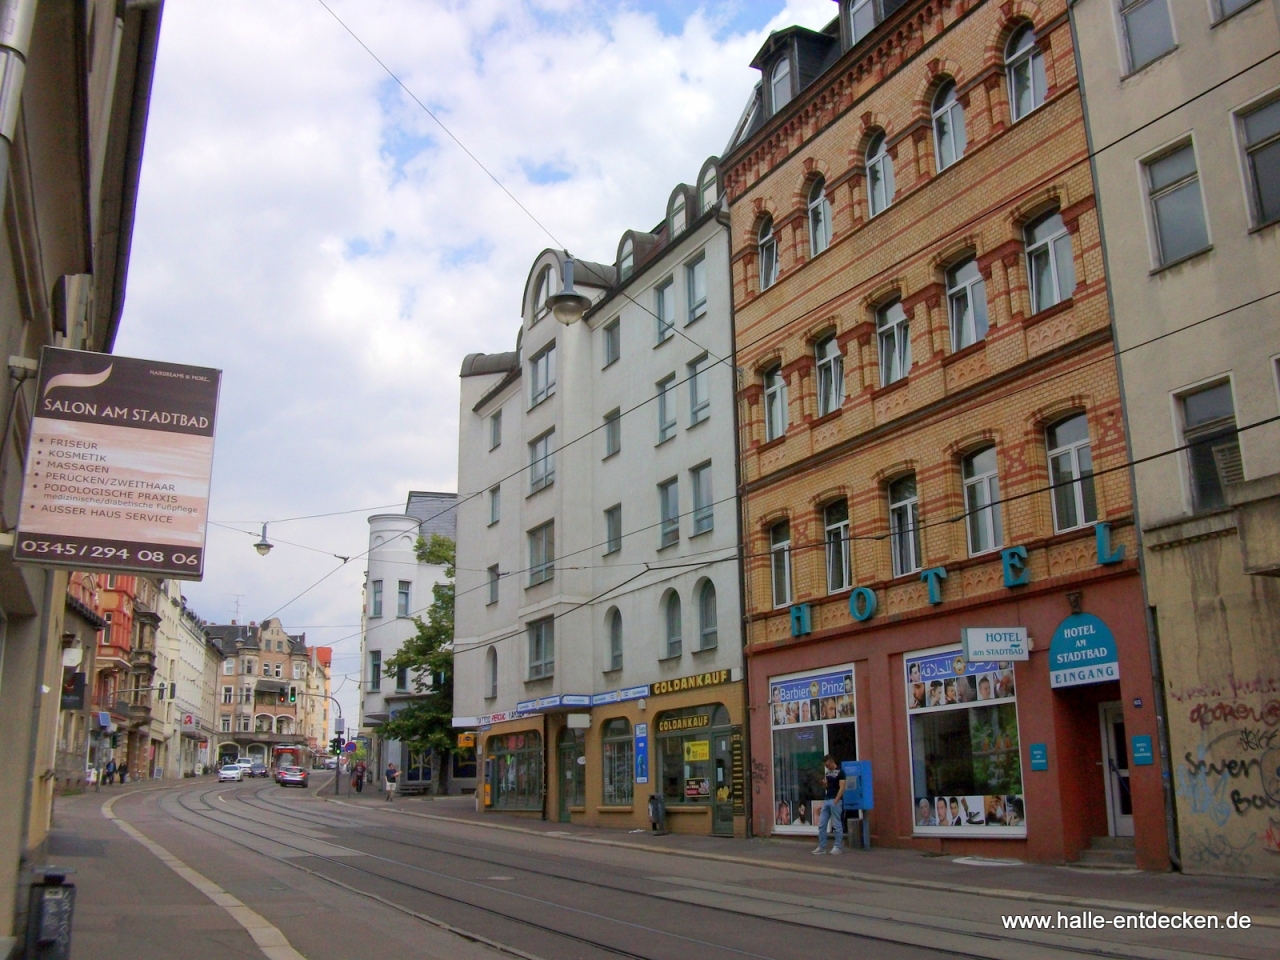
[115,0,836,729]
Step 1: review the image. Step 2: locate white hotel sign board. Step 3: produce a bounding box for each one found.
[14,347,221,580]
[962,626,1030,662]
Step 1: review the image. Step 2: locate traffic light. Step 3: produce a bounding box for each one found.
[329,736,343,754]
[288,686,297,704]
[277,689,286,705]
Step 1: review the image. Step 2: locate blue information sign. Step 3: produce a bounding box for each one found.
[634,723,649,784]
[1131,734,1154,765]
[1029,743,1048,771]
[1048,613,1120,688]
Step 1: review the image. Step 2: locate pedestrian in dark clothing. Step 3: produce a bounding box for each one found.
[105,760,116,785]
[384,763,398,801]
[352,760,366,793]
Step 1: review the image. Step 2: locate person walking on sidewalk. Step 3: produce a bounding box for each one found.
[384,762,398,801]
[813,755,845,856]
[352,760,366,793]
[104,759,116,786]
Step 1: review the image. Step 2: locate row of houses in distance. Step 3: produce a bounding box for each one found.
[450,0,1280,878]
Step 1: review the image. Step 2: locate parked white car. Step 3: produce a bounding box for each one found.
[218,764,244,782]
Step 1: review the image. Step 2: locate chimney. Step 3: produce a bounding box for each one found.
[231,619,237,625]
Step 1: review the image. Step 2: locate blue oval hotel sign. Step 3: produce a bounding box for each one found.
[1048,613,1120,688]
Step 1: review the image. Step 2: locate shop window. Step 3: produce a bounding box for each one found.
[769,666,856,832]
[488,731,543,810]
[905,647,1024,836]
[655,704,729,805]
[601,718,634,806]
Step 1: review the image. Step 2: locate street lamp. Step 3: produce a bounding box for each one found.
[547,258,592,325]
[254,523,273,556]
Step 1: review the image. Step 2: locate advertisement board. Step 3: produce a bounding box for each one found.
[14,348,220,579]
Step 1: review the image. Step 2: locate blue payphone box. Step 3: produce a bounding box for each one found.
[841,760,873,811]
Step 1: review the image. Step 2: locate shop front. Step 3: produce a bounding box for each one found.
[472,672,746,835]
[750,575,1169,868]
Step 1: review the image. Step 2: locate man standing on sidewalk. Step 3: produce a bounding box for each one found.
[813,755,844,856]
[384,762,398,801]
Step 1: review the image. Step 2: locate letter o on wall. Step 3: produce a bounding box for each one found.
[850,587,877,622]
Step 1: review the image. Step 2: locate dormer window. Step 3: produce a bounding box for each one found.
[670,194,686,236]
[533,266,555,322]
[770,58,792,114]
[849,0,876,42]
[699,170,718,214]
[620,238,634,281]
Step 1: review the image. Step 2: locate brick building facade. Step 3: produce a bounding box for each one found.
[725,0,1167,867]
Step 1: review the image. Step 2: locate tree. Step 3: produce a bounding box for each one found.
[377,534,457,793]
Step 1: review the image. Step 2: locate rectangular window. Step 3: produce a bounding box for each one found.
[764,367,787,441]
[529,430,555,492]
[221,685,233,704]
[1120,0,1175,73]
[238,715,251,733]
[293,662,302,680]
[1241,98,1280,228]
[1047,414,1098,532]
[878,301,911,386]
[604,318,621,366]
[397,581,411,617]
[815,337,843,417]
[691,464,713,535]
[371,581,383,618]
[1146,143,1209,266]
[947,259,989,352]
[688,356,710,425]
[604,409,621,458]
[770,665,857,834]
[659,478,680,548]
[530,344,556,407]
[490,732,544,809]
[889,475,922,577]
[905,647,1025,837]
[686,256,707,323]
[824,500,851,593]
[528,618,555,679]
[528,521,555,585]
[771,522,792,607]
[223,659,234,675]
[1217,0,1256,18]
[487,565,500,605]
[656,280,675,342]
[489,485,501,524]
[602,721,634,806]
[657,375,677,443]
[369,650,381,692]
[396,665,408,692]
[605,504,622,555]
[964,447,1003,555]
[220,715,231,733]
[1181,381,1241,512]
[489,410,502,449]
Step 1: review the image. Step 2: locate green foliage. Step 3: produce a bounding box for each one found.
[379,536,457,785]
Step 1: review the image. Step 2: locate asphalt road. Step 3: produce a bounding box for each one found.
[58,777,1275,960]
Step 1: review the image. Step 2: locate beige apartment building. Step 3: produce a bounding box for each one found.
[1071,0,1280,875]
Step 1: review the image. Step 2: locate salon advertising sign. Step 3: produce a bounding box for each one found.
[14,348,220,579]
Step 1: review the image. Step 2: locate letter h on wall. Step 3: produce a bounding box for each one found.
[790,604,812,637]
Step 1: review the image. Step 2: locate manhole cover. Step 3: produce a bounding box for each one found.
[952,856,1023,867]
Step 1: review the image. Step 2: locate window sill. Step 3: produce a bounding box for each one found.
[1150,245,1212,276]
[602,667,622,676]
[811,406,843,426]
[526,482,554,499]
[1021,297,1074,329]
[686,311,707,326]
[528,392,555,412]
[603,449,619,461]
[693,644,718,654]
[658,652,683,662]
[690,526,714,539]
[603,357,619,370]
[688,414,709,430]
[525,674,554,684]
[1121,45,1178,82]
[1248,218,1279,236]
[1009,99,1047,126]
[1213,0,1263,25]
[656,434,676,448]
[603,547,621,557]
[941,338,987,365]
[525,578,554,590]
[487,519,499,527]
[760,433,787,451]
[568,806,586,813]
[654,335,674,349]
[658,540,679,551]
[597,805,635,813]
[871,375,909,400]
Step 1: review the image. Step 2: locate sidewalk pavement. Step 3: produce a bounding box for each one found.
[325,784,1280,924]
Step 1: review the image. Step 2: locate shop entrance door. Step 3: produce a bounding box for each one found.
[557,728,584,823]
[1099,702,1134,837]
[712,731,734,837]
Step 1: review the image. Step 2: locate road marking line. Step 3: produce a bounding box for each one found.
[102,794,308,960]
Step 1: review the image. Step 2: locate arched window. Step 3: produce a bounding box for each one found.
[771,58,792,113]
[670,193,687,236]
[1046,414,1097,532]
[888,474,922,577]
[962,446,1003,555]
[758,217,778,291]
[698,581,718,650]
[664,591,682,658]
[619,238,634,281]
[808,178,831,256]
[770,521,792,607]
[764,365,787,440]
[485,646,497,699]
[866,132,895,216]
[533,266,555,320]
[699,169,718,214]
[932,81,966,172]
[946,258,989,351]
[815,335,843,417]
[1006,26,1046,121]
[601,718,633,805]
[1025,211,1076,312]
[607,608,623,671]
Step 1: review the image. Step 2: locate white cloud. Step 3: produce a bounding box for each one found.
[115,0,835,723]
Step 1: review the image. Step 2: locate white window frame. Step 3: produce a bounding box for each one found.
[620,238,634,280]
[698,581,718,650]
[1026,212,1076,312]
[487,565,500,605]
[608,610,623,671]
[397,580,411,618]
[528,618,554,679]
[222,659,234,675]
[758,219,778,291]
[1006,25,1046,122]
[657,375,677,443]
[604,408,621,458]
[528,521,555,586]
[659,478,680,548]
[691,462,713,535]
[670,193,687,236]
[764,366,788,440]
[533,266,555,323]
[489,485,501,524]
[529,344,556,407]
[656,278,675,343]
[604,504,622,555]
[699,172,717,215]
[770,57,792,113]
[664,591,683,659]
[1046,415,1097,533]
[867,132,894,217]
[686,255,707,323]
[946,258,988,352]
[770,521,792,608]
[688,355,710,425]
[221,685,233,704]
[815,336,844,417]
[932,82,966,172]
[877,301,911,386]
[808,178,831,257]
[849,0,877,44]
[529,429,555,493]
[824,500,851,594]
[603,319,621,366]
[962,447,1003,556]
[889,476,922,577]
[370,582,383,618]
[489,410,502,450]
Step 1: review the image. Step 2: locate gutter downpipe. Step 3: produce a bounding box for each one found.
[715,199,754,837]
[0,0,38,211]
[1066,0,1180,871]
